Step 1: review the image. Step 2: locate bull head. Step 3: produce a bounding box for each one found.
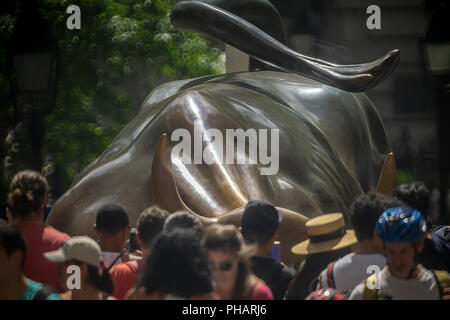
[47,0,398,265]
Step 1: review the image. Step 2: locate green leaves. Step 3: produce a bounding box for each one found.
[0,0,224,196]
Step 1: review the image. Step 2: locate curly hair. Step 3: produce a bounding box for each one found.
[138,229,213,298]
[350,190,404,242]
[7,170,49,218]
[392,182,430,221]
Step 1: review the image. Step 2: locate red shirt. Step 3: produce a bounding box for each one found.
[110,260,140,300]
[251,282,274,300]
[16,222,70,292]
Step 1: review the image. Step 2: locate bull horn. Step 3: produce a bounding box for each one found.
[151,133,184,213]
[151,133,218,224]
[151,134,310,266]
[376,152,396,194]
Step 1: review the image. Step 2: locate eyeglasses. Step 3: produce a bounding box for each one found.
[212,261,234,271]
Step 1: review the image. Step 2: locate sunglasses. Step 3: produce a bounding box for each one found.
[212,260,234,271]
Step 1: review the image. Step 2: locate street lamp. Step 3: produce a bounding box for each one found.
[6,0,59,171]
[421,0,450,224]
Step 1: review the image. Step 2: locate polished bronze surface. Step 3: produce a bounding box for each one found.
[193,0,288,72]
[376,152,397,195]
[151,133,308,265]
[47,71,395,266]
[47,0,399,266]
[171,1,399,91]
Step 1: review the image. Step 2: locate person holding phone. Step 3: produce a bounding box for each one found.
[110,206,169,300]
[239,200,295,300]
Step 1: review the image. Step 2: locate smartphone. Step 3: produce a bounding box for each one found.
[270,241,281,263]
[129,227,140,252]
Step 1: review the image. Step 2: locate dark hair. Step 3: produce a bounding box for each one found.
[71,260,114,294]
[138,229,213,298]
[241,228,275,246]
[392,182,430,221]
[7,170,49,218]
[202,224,241,253]
[95,204,129,236]
[350,190,404,242]
[0,220,26,269]
[137,206,170,246]
[163,211,204,237]
[241,200,279,245]
[202,224,255,300]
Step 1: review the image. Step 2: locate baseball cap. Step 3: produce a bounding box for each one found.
[241,200,283,240]
[44,236,101,267]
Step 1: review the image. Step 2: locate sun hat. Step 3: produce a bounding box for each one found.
[44,236,101,267]
[291,213,357,255]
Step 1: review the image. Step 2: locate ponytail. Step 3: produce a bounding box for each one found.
[7,170,49,218]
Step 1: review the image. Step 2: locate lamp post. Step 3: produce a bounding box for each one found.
[421,0,450,224]
[6,0,59,171]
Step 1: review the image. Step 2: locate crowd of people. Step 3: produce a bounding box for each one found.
[0,169,449,300]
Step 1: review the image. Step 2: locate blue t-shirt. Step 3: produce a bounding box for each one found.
[21,278,61,300]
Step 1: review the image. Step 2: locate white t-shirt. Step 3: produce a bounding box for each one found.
[319,253,386,294]
[101,251,125,268]
[349,265,441,300]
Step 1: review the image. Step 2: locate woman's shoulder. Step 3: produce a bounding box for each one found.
[250,279,274,300]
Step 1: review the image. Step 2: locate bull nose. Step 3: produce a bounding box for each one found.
[46,192,75,234]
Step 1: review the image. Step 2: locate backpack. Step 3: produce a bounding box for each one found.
[316,261,336,289]
[362,270,450,300]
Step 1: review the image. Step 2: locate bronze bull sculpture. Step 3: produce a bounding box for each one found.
[47,0,398,266]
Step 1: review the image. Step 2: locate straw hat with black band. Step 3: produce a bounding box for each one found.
[291,213,357,255]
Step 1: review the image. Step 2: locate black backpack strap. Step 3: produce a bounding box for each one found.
[327,261,336,288]
[107,251,125,272]
[33,285,58,300]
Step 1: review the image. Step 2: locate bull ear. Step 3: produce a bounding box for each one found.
[376,152,396,194]
[151,133,217,223]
